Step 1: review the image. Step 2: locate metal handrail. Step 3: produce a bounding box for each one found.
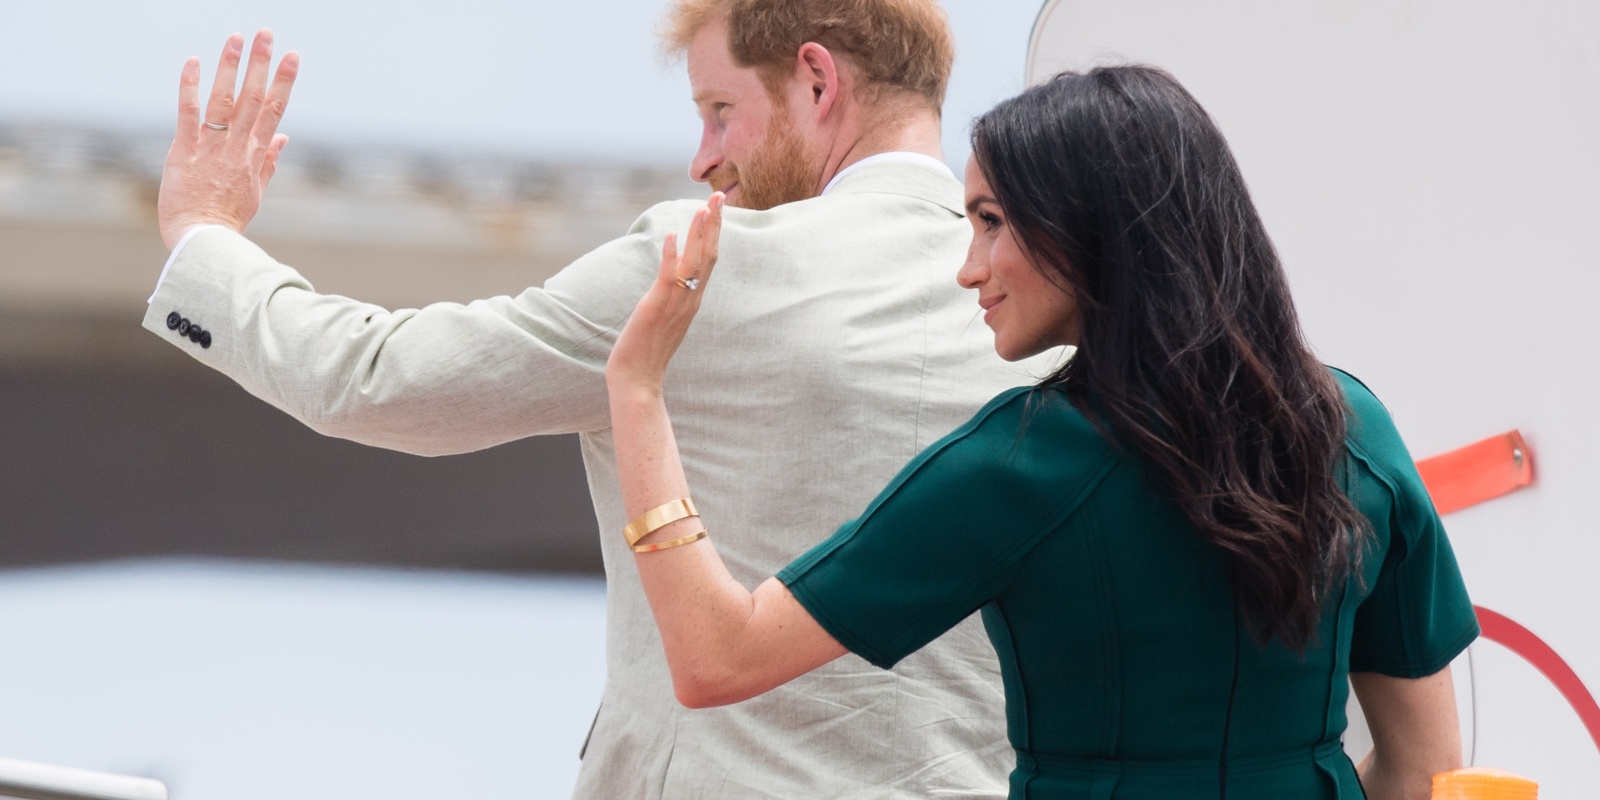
[0,758,167,800]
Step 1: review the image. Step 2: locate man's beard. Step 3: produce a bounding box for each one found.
[712,109,819,210]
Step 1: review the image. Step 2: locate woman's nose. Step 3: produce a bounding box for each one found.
[957,254,986,289]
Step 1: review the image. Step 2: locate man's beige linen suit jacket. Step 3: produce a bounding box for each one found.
[143,161,1052,798]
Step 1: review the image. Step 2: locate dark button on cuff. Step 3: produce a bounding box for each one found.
[188,326,204,343]
[199,331,213,349]
[166,311,181,330]
[176,318,191,336]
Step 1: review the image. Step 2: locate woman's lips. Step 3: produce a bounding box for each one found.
[980,295,1004,325]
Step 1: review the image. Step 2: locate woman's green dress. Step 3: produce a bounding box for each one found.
[777,370,1478,799]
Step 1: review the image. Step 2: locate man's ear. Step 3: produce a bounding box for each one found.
[794,42,840,121]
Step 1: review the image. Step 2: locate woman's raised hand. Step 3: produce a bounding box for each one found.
[606,193,725,397]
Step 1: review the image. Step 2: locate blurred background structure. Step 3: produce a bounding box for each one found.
[0,121,703,574]
[0,118,669,799]
[0,1,1042,797]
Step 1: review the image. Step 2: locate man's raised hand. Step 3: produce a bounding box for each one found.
[158,30,299,250]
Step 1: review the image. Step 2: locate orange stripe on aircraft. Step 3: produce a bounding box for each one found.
[1416,430,1534,515]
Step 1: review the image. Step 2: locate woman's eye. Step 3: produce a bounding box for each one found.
[979,212,1002,231]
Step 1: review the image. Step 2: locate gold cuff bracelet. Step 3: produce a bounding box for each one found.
[622,498,700,546]
[630,529,708,554]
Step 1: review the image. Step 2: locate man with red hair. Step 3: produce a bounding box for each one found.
[148,2,1053,796]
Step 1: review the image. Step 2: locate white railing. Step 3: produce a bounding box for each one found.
[0,758,167,800]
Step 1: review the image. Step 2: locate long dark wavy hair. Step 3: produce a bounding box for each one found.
[971,66,1369,650]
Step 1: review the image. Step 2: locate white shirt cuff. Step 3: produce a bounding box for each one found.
[148,224,224,304]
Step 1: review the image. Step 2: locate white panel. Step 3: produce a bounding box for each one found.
[1470,641,1600,797]
[1030,0,1600,788]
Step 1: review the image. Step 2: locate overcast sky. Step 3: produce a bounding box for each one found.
[1,0,1044,170]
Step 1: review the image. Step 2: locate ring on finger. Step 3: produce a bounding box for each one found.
[675,276,700,291]
[202,120,230,131]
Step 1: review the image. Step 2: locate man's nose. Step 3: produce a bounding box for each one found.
[689,130,722,184]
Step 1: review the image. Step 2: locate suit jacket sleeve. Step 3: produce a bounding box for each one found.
[141,200,700,455]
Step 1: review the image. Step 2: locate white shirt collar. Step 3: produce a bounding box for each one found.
[821,152,956,195]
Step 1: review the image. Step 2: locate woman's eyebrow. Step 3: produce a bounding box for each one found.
[965,194,997,215]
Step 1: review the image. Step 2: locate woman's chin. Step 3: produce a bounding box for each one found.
[993,340,1030,362]
[993,335,1066,363]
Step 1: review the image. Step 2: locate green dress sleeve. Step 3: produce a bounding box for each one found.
[1337,371,1480,678]
[777,387,1118,669]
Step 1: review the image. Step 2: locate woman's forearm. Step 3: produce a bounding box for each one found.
[609,387,759,702]
[602,196,844,707]
[1351,668,1461,800]
[608,388,848,706]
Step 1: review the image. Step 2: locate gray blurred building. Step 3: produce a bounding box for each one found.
[0,123,702,574]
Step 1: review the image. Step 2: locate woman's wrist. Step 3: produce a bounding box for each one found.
[607,373,666,403]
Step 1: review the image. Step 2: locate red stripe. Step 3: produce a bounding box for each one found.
[1474,606,1600,755]
[1416,431,1533,515]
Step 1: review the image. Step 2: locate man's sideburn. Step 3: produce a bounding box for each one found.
[729,101,820,210]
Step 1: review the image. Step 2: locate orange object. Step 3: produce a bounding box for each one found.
[1432,767,1538,799]
[1415,431,1534,515]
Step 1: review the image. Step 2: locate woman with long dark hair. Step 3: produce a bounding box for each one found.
[603,66,1476,799]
